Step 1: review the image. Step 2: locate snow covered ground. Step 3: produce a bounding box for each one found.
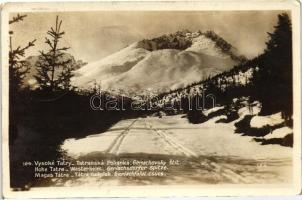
[59,114,292,186]
[250,112,284,128]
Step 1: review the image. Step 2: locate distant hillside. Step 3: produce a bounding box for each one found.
[152,57,256,110]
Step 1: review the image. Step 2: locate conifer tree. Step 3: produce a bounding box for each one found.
[253,13,292,120]
[9,14,36,146]
[9,14,36,93]
[35,16,74,91]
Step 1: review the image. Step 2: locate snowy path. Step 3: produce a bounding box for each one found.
[58,115,292,186]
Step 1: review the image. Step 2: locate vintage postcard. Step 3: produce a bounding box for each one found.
[1,1,301,198]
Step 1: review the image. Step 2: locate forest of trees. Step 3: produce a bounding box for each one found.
[153,13,293,127]
[211,13,293,122]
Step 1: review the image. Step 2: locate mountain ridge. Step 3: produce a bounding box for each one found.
[71,30,246,96]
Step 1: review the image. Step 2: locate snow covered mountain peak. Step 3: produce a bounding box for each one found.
[72,30,246,96]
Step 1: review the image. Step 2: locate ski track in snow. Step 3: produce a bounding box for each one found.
[59,116,292,186]
[106,119,138,155]
[143,119,250,184]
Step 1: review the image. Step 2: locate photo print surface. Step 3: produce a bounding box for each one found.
[2,2,301,197]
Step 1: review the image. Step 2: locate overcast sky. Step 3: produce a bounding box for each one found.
[10,11,286,63]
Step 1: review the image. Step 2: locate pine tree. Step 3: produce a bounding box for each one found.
[34,16,74,92]
[9,14,36,146]
[253,13,292,120]
[9,14,36,93]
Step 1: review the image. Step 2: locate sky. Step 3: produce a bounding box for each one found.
[9,11,287,63]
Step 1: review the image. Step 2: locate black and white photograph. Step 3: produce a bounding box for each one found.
[1,1,301,198]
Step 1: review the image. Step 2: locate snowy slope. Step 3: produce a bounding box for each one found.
[100,49,228,92]
[72,43,150,88]
[72,31,243,94]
